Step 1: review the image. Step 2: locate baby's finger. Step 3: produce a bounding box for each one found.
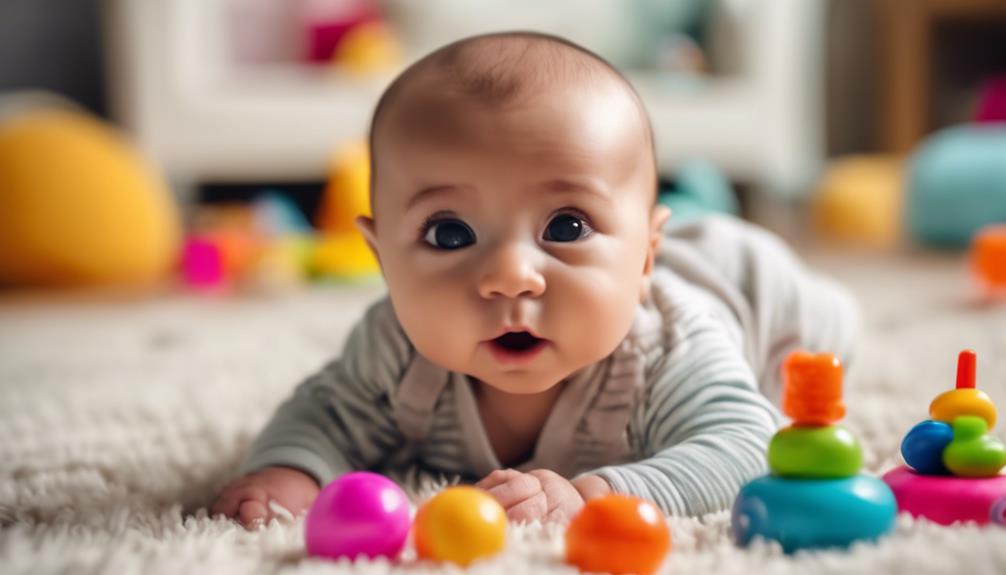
[529,472,566,507]
[475,468,521,491]
[238,499,270,529]
[506,491,548,523]
[214,485,268,521]
[211,486,250,518]
[527,470,580,523]
[486,473,542,509]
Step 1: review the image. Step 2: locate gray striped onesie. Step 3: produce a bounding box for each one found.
[239,215,858,516]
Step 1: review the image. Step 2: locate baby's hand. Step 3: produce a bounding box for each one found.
[475,469,611,524]
[211,466,320,529]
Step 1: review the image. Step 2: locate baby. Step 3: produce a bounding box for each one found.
[212,32,857,528]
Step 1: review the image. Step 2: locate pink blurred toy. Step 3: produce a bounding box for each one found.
[301,0,380,63]
[181,237,225,289]
[976,75,1006,124]
[305,472,411,561]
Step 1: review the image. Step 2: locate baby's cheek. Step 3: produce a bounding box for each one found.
[392,286,478,370]
[551,267,639,356]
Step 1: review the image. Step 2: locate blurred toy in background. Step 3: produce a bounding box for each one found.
[182,203,258,293]
[884,350,1006,526]
[302,0,378,63]
[812,70,1006,252]
[246,227,316,294]
[181,237,226,292]
[658,160,738,222]
[180,141,379,293]
[0,99,181,288]
[632,0,710,73]
[975,75,1006,124]
[254,191,314,236]
[654,34,706,76]
[907,126,1006,249]
[301,0,401,75]
[313,140,380,279]
[971,224,1006,298]
[732,351,897,553]
[316,141,370,236]
[811,156,903,249]
[333,21,401,75]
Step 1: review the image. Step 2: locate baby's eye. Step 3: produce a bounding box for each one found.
[423,219,476,250]
[543,213,592,243]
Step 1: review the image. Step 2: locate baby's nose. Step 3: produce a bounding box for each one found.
[477,243,546,299]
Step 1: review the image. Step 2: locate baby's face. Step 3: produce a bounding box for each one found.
[360,78,667,395]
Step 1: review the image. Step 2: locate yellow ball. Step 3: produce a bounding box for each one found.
[332,22,401,75]
[414,486,507,566]
[317,140,370,237]
[0,108,180,287]
[930,389,997,429]
[311,233,378,279]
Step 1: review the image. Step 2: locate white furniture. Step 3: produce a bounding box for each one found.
[105,0,826,198]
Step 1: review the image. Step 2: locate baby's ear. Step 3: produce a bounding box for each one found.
[355,215,381,264]
[640,205,671,303]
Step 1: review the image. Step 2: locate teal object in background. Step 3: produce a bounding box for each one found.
[731,475,897,553]
[908,126,1006,248]
[659,160,739,222]
[254,191,313,236]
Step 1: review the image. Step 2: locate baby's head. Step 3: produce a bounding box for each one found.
[358,32,670,395]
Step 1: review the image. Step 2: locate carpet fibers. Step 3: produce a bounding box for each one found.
[3,248,1006,574]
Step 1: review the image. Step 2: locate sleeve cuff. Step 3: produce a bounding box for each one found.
[238,446,346,487]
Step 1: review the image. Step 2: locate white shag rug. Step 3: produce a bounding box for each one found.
[3,246,1006,574]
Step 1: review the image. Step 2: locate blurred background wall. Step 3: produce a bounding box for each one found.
[1,0,1004,290]
[0,0,107,117]
[0,0,878,158]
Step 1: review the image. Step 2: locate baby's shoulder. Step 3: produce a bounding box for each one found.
[333,296,417,390]
[352,296,411,348]
[629,269,747,374]
[650,268,742,335]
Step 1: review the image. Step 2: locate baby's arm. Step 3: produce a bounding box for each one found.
[212,299,411,527]
[587,304,780,516]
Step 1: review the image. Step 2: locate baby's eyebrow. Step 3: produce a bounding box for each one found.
[404,179,611,211]
[405,184,468,211]
[542,178,611,201]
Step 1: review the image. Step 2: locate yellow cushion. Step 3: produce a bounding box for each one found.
[812,156,903,248]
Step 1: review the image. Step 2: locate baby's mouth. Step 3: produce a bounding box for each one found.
[487,331,548,363]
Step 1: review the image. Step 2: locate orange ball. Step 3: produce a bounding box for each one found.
[565,495,671,575]
[205,229,259,279]
[782,351,846,425]
[972,224,1006,291]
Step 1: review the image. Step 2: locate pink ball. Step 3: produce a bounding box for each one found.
[305,472,411,560]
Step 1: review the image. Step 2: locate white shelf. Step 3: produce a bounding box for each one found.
[106,0,826,197]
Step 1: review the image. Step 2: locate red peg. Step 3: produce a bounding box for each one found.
[956,349,977,390]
